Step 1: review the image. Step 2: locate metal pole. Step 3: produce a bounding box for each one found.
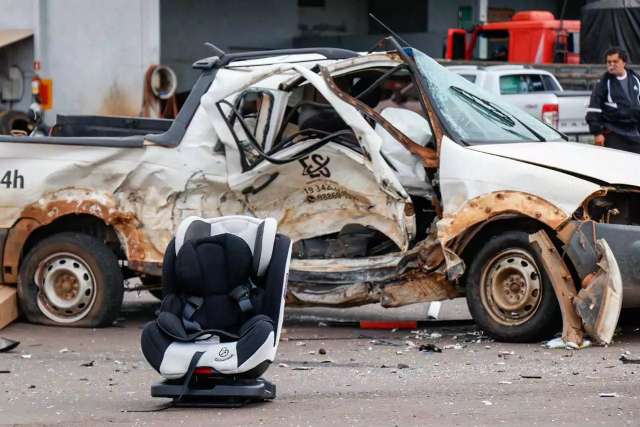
[478,0,488,58]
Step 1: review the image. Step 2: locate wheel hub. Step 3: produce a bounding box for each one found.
[481,248,543,326]
[35,253,96,323]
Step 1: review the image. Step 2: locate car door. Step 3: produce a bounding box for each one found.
[203,61,425,253]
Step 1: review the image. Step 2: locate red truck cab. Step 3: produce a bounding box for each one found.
[446,11,580,64]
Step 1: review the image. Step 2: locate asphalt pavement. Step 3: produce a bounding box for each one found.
[1,292,639,426]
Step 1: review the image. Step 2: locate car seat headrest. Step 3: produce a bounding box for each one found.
[174,216,278,277]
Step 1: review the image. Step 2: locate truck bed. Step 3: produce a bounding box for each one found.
[555,91,591,136]
[51,115,172,137]
[0,115,174,149]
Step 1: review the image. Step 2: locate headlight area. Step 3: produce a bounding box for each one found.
[577,187,640,225]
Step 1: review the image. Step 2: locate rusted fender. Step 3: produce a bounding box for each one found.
[3,189,156,283]
[530,230,584,346]
[574,239,623,345]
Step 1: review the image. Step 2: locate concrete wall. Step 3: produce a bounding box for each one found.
[293,0,561,56]
[160,0,299,93]
[0,0,36,28]
[298,0,368,36]
[36,0,160,122]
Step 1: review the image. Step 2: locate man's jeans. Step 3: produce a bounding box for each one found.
[605,132,640,154]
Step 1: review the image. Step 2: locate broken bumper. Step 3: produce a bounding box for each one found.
[565,221,640,307]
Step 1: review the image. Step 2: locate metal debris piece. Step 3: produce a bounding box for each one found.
[520,375,542,379]
[619,354,640,364]
[80,360,95,367]
[544,337,592,350]
[530,231,584,345]
[0,337,19,352]
[599,392,618,398]
[418,344,442,353]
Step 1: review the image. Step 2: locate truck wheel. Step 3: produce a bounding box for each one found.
[465,231,561,342]
[17,233,124,327]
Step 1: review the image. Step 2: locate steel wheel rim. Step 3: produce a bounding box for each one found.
[35,252,97,323]
[480,248,543,326]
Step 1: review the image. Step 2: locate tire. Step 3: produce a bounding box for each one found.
[17,232,124,327]
[465,230,561,342]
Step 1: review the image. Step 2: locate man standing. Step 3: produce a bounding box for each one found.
[586,47,640,153]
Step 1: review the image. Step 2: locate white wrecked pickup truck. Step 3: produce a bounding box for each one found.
[0,40,633,344]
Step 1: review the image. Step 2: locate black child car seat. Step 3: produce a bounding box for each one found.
[141,215,292,405]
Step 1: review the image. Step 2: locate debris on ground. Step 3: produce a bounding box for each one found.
[20,354,31,359]
[0,337,19,352]
[80,360,95,367]
[520,374,542,379]
[544,337,592,350]
[443,344,464,350]
[397,363,410,369]
[619,353,640,364]
[599,392,619,398]
[318,348,327,355]
[418,343,442,353]
[292,366,313,371]
[482,400,493,406]
[370,338,403,347]
[277,363,289,368]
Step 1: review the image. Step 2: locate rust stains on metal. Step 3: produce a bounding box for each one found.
[529,230,584,345]
[381,269,460,307]
[3,189,161,282]
[286,282,379,307]
[579,188,608,221]
[555,221,579,245]
[439,191,569,244]
[2,218,39,283]
[319,67,438,168]
[417,238,445,271]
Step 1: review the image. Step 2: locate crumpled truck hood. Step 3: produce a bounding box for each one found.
[470,141,640,187]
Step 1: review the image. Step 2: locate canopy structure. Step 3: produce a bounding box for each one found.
[0,29,32,49]
[581,0,640,63]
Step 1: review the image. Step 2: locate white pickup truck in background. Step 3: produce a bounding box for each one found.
[448,65,591,136]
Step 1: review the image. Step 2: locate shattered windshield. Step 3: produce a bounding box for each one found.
[412,50,564,144]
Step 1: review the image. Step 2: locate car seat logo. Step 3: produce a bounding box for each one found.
[215,347,232,361]
[299,155,331,178]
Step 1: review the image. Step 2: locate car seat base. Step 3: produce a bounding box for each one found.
[151,376,275,406]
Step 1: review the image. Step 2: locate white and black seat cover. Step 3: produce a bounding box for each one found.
[141,216,291,380]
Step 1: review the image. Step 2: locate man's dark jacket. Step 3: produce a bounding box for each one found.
[586,68,640,141]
